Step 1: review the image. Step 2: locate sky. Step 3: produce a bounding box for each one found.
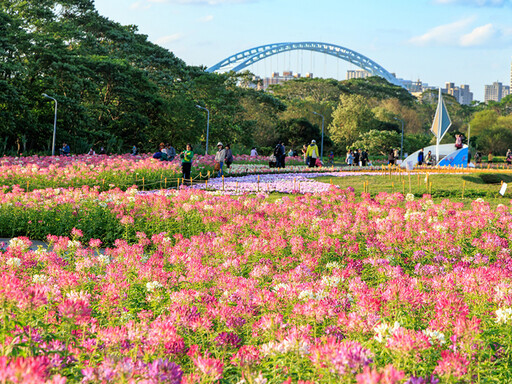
[94,0,512,101]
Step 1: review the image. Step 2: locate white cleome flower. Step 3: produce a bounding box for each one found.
[146,281,164,292]
[6,257,22,267]
[496,307,512,324]
[422,328,446,345]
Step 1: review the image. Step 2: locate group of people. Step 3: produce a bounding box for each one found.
[152,142,195,180]
[59,143,107,156]
[346,149,370,167]
[213,142,234,177]
[417,148,434,166]
[152,143,177,161]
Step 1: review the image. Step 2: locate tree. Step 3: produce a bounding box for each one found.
[328,94,378,150]
[476,126,512,154]
[275,118,326,149]
[470,110,499,137]
[351,130,400,156]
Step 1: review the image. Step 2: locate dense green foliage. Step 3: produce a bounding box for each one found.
[2,0,511,157]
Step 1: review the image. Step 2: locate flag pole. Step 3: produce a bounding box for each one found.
[436,88,441,166]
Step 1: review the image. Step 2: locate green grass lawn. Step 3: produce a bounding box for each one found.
[314,172,512,205]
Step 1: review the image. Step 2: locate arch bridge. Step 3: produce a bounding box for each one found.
[207,41,403,87]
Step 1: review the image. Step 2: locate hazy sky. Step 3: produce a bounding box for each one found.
[94,0,512,101]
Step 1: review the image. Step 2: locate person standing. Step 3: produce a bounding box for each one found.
[131,145,138,156]
[353,149,360,167]
[279,142,286,168]
[215,142,226,177]
[417,148,424,166]
[180,143,194,182]
[306,140,319,168]
[388,150,395,165]
[302,144,308,165]
[274,142,284,168]
[455,134,463,150]
[506,149,512,165]
[250,147,258,156]
[225,144,234,169]
[288,148,294,157]
[361,149,368,166]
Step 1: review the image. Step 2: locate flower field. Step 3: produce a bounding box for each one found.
[0,155,328,192]
[2,182,512,383]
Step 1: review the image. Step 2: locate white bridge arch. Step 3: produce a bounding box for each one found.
[207,41,403,87]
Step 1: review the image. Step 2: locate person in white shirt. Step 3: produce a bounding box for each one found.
[214,142,226,177]
[250,147,258,157]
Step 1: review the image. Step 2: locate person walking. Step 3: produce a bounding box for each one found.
[215,142,226,177]
[225,144,234,169]
[306,140,319,168]
[417,148,424,166]
[180,143,194,183]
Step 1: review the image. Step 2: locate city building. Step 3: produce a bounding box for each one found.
[254,71,313,91]
[346,70,370,80]
[484,82,510,103]
[444,82,473,105]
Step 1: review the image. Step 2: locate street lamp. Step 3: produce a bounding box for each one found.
[312,111,325,161]
[393,117,404,160]
[42,93,58,156]
[196,105,210,155]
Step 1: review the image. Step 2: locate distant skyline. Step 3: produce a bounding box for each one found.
[94,0,512,101]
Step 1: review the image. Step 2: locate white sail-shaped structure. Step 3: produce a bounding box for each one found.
[431,88,452,164]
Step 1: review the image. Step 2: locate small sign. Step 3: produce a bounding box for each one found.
[500,182,507,196]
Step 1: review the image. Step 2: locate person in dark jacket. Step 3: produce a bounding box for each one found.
[354,149,361,166]
[361,149,368,166]
[417,148,424,166]
[225,144,234,169]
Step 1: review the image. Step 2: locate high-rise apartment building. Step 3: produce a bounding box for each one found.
[444,82,473,105]
[484,81,509,102]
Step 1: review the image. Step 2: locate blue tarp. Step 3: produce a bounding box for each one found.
[438,147,468,168]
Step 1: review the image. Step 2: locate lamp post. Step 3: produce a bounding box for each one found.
[312,111,324,161]
[42,93,57,156]
[196,105,210,155]
[393,117,404,160]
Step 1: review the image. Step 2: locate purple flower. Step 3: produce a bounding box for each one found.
[215,332,242,348]
[147,359,183,384]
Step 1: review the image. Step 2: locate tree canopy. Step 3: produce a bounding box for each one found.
[1,0,510,156]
